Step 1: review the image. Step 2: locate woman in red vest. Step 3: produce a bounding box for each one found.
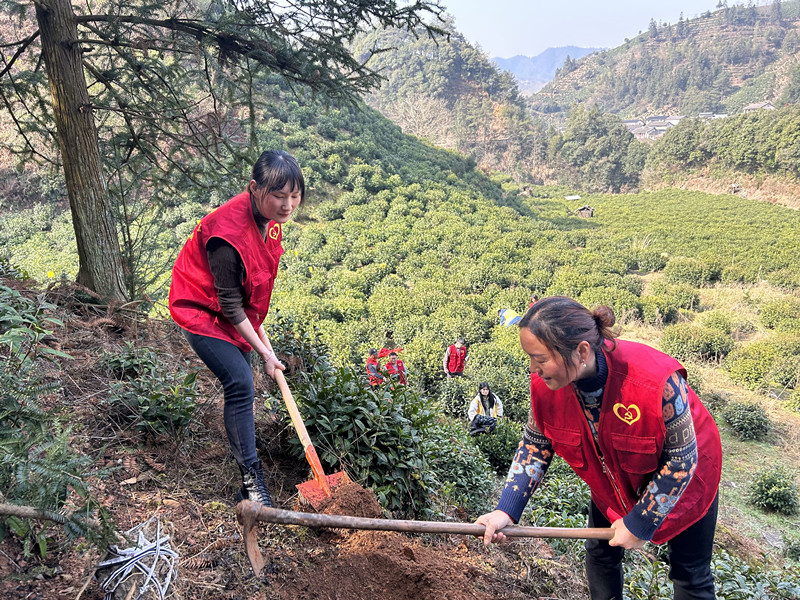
[169,150,304,508]
[443,338,467,377]
[476,296,721,600]
[365,348,385,386]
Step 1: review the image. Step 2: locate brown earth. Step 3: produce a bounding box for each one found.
[0,280,587,600]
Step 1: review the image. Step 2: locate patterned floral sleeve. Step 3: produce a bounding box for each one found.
[495,411,554,523]
[622,372,699,541]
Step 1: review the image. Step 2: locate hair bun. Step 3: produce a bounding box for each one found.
[592,305,616,328]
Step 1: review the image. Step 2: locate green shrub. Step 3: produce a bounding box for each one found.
[102,343,200,438]
[424,419,495,518]
[699,310,734,335]
[293,357,436,517]
[786,534,800,561]
[660,324,734,362]
[639,295,679,326]
[749,465,799,515]
[720,263,760,285]
[725,339,800,390]
[663,257,720,286]
[579,286,641,321]
[649,279,700,309]
[634,248,668,272]
[722,401,770,441]
[436,375,476,419]
[474,418,524,475]
[766,267,800,290]
[0,284,111,556]
[760,297,800,333]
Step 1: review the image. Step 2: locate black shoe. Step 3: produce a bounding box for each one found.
[236,461,274,507]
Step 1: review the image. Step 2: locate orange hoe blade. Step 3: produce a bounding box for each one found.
[273,370,350,509]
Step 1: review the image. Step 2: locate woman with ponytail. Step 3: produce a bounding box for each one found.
[476,296,721,600]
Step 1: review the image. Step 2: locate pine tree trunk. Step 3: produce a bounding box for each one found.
[34,0,127,301]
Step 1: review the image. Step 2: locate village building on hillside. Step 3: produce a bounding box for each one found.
[622,119,644,131]
[631,125,659,140]
[743,102,775,113]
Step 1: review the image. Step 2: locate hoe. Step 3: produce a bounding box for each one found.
[236,501,613,576]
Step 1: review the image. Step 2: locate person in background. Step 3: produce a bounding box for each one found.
[443,337,467,378]
[498,307,523,327]
[365,348,385,386]
[384,351,407,385]
[528,294,539,309]
[476,296,721,600]
[169,150,305,508]
[468,382,503,435]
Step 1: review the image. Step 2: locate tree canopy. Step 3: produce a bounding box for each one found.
[0,0,445,299]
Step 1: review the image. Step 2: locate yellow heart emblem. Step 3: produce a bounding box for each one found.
[268,223,281,241]
[612,403,641,426]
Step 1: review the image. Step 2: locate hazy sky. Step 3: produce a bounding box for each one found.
[441,0,734,58]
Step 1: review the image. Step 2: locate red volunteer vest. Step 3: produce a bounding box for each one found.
[169,192,284,351]
[448,345,466,373]
[530,340,721,544]
[366,356,383,386]
[385,359,406,385]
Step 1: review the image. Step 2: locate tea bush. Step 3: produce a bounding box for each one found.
[725,338,800,390]
[649,279,700,310]
[474,418,524,475]
[663,257,720,286]
[749,465,799,515]
[760,297,800,333]
[103,344,200,439]
[722,401,770,441]
[660,324,734,362]
[424,419,495,518]
[437,376,476,418]
[639,295,679,326]
[292,357,436,517]
[699,310,734,335]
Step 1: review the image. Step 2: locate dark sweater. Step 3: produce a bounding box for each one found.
[206,196,270,325]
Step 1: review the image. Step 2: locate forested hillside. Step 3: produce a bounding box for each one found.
[533,0,800,118]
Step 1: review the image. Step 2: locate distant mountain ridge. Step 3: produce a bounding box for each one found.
[532,1,800,119]
[493,46,601,94]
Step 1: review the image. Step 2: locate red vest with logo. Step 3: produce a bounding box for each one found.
[530,340,721,544]
[366,356,383,386]
[385,359,406,385]
[169,192,284,351]
[448,345,466,373]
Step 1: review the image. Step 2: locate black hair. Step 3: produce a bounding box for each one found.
[251,150,305,203]
[519,296,618,369]
[477,381,498,410]
[369,348,378,357]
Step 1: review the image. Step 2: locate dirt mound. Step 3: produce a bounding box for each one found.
[317,481,384,519]
[270,530,494,600]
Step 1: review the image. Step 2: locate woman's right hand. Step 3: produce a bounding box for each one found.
[475,510,512,545]
[262,350,285,378]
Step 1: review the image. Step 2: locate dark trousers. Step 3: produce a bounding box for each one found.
[182,329,258,468]
[584,494,718,600]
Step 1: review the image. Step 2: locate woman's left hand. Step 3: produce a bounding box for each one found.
[608,519,646,550]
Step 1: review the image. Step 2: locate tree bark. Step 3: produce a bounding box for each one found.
[34,0,127,301]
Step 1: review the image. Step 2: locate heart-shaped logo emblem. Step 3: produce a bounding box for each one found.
[612,403,641,426]
[268,223,281,240]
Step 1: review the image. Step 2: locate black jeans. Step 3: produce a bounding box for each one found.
[584,494,718,600]
[182,329,258,468]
